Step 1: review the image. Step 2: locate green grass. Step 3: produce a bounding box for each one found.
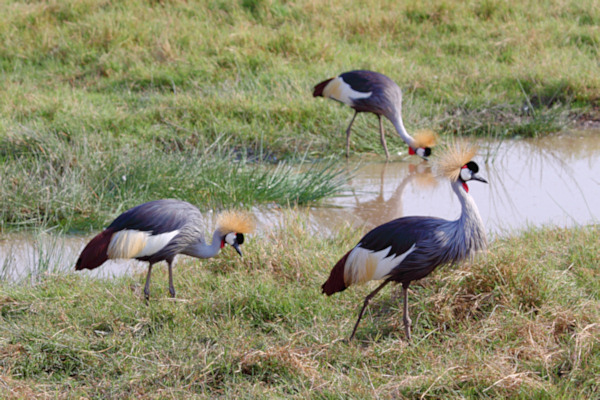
[0,129,348,231]
[0,220,598,398]
[1,0,599,158]
[2,0,599,229]
[0,2,599,396]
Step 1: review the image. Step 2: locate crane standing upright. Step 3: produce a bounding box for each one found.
[76,199,254,301]
[322,143,487,341]
[313,70,436,159]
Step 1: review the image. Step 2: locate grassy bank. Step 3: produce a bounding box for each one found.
[1,2,598,397]
[0,221,598,398]
[2,0,599,229]
[1,0,599,159]
[0,130,348,231]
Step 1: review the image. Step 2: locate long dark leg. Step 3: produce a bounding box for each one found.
[402,283,412,342]
[167,257,176,298]
[345,110,358,158]
[144,263,154,303]
[378,115,390,160]
[349,280,391,341]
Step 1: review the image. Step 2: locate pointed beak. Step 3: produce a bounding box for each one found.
[471,173,488,184]
[232,242,243,257]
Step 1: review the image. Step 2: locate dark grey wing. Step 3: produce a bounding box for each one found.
[339,70,393,93]
[358,216,443,258]
[341,70,401,115]
[373,217,455,284]
[339,70,377,93]
[107,199,199,234]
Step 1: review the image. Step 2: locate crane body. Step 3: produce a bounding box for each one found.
[314,70,436,159]
[322,144,487,340]
[76,199,254,301]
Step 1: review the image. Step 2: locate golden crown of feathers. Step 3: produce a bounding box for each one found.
[434,141,478,182]
[216,211,256,234]
[412,129,438,148]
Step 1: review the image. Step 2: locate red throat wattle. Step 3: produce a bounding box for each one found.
[408,147,416,155]
[220,239,225,249]
[462,182,469,192]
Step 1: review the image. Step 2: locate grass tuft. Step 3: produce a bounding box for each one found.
[0,130,348,231]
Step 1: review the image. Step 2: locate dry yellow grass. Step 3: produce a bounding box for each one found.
[2,221,597,398]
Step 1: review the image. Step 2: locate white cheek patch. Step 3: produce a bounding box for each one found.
[225,232,236,246]
[344,244,416,286]
[460,168,472,181]
[323,77,372,106]
[107,229,180,259]
[416,148,425,157]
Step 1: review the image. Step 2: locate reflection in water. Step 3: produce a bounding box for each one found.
[0,233,143,282]
[478,131,600,235]
[1,132,599,282]
[350,162,438,227]
[322,161,437,229]
[320,131,600,237]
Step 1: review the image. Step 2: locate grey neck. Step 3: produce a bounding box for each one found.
[389,113,416,148]
[182,230,224,259]
[450,180,488,254]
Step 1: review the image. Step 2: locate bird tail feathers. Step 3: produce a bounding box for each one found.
[75,228,114,271]
[313,78,334,97]
[322,250,350,296]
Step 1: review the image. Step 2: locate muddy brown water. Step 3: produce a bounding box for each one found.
[1,132,599,282]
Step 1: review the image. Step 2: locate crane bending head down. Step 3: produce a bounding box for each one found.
[313,70,437,159]
[408,130,437,159]
[75,200,255,301]
[217,211,255,256]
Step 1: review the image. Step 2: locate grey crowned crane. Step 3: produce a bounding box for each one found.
[76,199,255,301]
[322,143,488,341]
[313,70,436,159]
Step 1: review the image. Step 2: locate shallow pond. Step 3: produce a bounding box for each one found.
[319,130,600,234]
[1,131,599,282]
